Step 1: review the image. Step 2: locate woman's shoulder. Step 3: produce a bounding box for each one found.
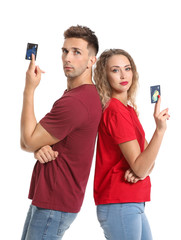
[104,98,132,114]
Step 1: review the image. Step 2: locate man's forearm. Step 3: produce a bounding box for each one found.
[21,88,37,151]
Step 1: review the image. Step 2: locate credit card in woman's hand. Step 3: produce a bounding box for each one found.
[150,85,161,103]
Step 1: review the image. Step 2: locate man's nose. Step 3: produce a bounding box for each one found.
[64,52,72,62]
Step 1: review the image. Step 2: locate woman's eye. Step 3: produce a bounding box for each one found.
[125,67,131,71]
[112,69,119,73]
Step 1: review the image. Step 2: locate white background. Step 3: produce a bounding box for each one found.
[1,0,181,239]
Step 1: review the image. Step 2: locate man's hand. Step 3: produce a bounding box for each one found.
[34,145,59,164]
[124,168,144,183]
[25,54,45,92]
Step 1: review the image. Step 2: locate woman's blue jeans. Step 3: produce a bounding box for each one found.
[97,202,153,240]
[21,205,78,240]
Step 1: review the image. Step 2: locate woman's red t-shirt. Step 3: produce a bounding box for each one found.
[94,98,151,205]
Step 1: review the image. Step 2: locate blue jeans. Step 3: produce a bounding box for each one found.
[21,205,78,240]
[97,203,153,240]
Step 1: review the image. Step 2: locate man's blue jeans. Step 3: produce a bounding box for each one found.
[21,205,78,240]
[97,202,153,240]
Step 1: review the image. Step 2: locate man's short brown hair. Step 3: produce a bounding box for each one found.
[64,25,99,55]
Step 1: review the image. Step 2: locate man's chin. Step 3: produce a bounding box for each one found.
[64,72,77,79]
[65,73,73,78]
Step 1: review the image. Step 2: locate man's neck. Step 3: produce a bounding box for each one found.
[67,72,93,91]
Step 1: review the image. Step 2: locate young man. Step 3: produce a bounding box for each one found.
[20,25,102,240]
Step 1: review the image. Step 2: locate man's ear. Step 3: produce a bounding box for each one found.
[87,56,97,69]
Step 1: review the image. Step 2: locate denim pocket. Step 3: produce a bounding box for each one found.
[97,205,109,223]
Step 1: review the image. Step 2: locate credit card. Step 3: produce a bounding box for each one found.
[150,85,161,103]
[25,43,38,60]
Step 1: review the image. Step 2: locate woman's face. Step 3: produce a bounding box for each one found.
[106,54,133,95]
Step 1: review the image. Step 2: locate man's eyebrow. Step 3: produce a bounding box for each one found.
[72,47,82,52]
[61,47,82,52]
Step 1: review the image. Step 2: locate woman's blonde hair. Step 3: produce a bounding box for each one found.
[94,49,139,113]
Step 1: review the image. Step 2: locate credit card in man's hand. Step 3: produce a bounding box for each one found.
[150,85,161,103]
[25,43,38,60]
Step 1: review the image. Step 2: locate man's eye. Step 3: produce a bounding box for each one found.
[62,49,68,54]
[74,51,81,55]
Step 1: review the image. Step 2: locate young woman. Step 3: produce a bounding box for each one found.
[93,49,170,240]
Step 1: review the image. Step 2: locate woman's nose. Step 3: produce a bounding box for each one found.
[120,70,125,79]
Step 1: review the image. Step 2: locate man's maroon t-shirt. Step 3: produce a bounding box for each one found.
[28,84,102,213]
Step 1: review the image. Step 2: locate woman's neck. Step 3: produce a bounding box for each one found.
[111,92,128,106]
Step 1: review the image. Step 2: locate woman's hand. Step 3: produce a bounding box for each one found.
[34,145,58,164]
[154,95,170,134]
[124,168,143,183]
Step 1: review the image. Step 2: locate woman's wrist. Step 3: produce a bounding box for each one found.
[155,127,166,137]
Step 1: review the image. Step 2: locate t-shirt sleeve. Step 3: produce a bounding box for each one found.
[103,108,137,144]
[39,96,88,141]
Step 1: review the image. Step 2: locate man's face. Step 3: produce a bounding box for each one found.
[62,38,91,79]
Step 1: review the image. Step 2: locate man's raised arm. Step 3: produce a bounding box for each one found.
[20,54,59,152]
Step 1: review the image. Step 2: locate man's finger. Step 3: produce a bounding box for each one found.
[36,155,46,164]
[44,151,54,161]
[28,54,36,71]
[36,149,49,162]
[54,151,59,158]
[40,68,46,74]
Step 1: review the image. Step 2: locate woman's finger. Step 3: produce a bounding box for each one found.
[154,95,161,117]
[127,172,134,182]
[158,108,169,118]
[161,113,170,121]
[124,169,131,181]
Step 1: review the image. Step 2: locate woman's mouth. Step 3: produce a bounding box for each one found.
[120,81,128,86]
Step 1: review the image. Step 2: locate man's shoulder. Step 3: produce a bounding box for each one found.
[66,84,98,97]
[65,84,101,105]
[52,85,101,115]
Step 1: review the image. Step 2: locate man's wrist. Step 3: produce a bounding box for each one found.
[23,86,35,96]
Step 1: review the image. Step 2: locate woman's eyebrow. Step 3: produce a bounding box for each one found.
[111,64,131,68]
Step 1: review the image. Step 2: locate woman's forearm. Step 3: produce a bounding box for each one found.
[133,129,165,178]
